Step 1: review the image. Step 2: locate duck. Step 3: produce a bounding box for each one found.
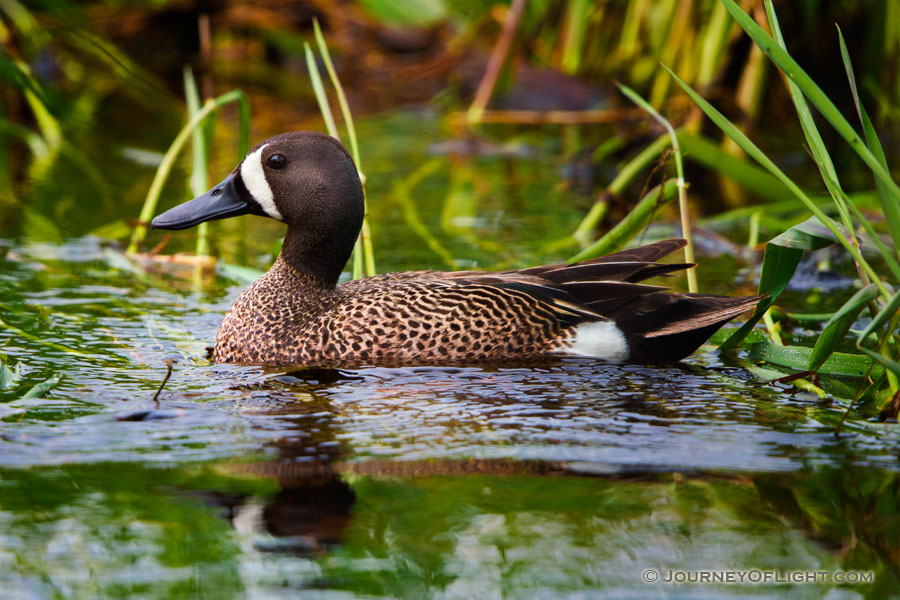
[151,131,763,366]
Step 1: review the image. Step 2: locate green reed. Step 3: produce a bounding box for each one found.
[307,18,376,279]
[667,0,900,415]
[127,89,250,254]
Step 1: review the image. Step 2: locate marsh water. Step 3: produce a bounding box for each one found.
[2,110,899,599]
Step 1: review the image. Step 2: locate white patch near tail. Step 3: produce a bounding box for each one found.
[556,320,630,362]
[240,144,283,221]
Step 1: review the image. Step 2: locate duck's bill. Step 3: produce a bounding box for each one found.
[151,173,250,230]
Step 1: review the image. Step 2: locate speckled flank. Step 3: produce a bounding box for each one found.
[213,239,763,366]
[215,256,576,365]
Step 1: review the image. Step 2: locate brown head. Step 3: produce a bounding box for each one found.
[152,131,365,286]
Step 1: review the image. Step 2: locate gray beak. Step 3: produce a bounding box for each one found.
[151,172,251,230]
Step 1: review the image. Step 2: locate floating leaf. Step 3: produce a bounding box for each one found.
[21,373,62,399]
[0,361,23,391]
[749,341,880,379]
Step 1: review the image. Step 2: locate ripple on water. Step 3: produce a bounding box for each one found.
[0,238,897,475]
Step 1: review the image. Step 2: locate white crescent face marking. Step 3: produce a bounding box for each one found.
[240,143,283,221]
[556,320,629,361]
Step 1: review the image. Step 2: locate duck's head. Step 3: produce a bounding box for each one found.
[152,131,364,284]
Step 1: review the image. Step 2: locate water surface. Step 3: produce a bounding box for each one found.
[1,110,898,599]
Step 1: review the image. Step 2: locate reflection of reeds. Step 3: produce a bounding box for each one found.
[570,179,678,262]
[2,0,899,412]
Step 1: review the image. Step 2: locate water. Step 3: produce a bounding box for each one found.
[1,110,898,599]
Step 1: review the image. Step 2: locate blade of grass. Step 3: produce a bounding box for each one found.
[719,0,900,209]
[764,1,849,222]
[183,66,210,258]
[857,289,900,380]
[649,0,692,106]
[664,64,889,300]
[838,25,900,260]
[616,0,648,63]
[678,133,794,202]
[468,0,526,123]
[696,0,731,86]
[764,1,873,296]
[617,84,696,292]
[312,20,359,166]
[834,21,900,394]
[303,42,339,139]
[808,284,879,372]
[560,0,590,74]
[312,19,376,278]
[845,200,900,281]
[747,210,760,250]
[304,39,361,278]
[721,217,846,351]
[721,244,800,351]
[573,134,670,244]
[570,178,678,261]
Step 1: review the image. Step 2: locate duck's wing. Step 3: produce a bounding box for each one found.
[518,238,690,283]
[439,238,694,319]
[435,239,763,361]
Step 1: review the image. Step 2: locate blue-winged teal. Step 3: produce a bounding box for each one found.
[152,131,762,365]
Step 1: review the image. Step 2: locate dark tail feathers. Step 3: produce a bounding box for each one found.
[612,293,765,362]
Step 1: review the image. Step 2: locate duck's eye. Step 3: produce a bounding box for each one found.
[266,153,286,169]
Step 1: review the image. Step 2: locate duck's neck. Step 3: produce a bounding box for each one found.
[279,224,355,288]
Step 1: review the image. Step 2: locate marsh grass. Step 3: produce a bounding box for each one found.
[569,179,678,261]
[126,88,250,255]
[308,19,376,279]
[127,18,377,280]
[616,83,696,292]
[667,0,900,415]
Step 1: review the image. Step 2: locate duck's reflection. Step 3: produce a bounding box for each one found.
[230,467,355,556]
[221,367,360,555]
